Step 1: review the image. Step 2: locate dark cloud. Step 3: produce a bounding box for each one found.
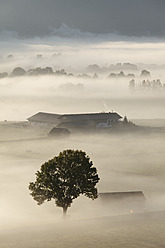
[0,0,165,38]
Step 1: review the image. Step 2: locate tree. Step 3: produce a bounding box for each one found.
[129,79,135,90]
[11,67,26,77]
[140,69,151,77]
[118,71,125,77]
[29,149,100,215]
[0,72,8,79]
[123,116,128,124]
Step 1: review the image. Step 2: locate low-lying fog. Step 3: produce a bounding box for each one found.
[0,128,165,247]
[0,73,165,121]
[0,46,165,246]
[1,130,165,223]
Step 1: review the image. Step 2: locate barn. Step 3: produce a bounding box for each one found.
[27,111,123,132]
[99,191,146,214]
[27,112,61,126]
[58,112,122,129]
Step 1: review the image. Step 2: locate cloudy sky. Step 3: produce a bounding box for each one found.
[0,0,165,67]
[0,0,165,38]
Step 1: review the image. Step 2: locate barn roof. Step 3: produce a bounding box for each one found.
[58,112,122,121]
[99,191,145,201]
[27,112,61,124]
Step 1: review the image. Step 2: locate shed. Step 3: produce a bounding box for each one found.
[99,191,146,214]
[48,127,71,137]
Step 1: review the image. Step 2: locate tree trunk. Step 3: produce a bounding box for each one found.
[63,206,68,216]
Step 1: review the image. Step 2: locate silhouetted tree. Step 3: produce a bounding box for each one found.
[93,73,99,79]
[140,69,151,77]
[11,67,26,77]
[127,73,135,78]
[87,64,100,73]
[27,67,54,76]
[55,69,67,75]
[29,149,100,216]
[0,72,8,79]
[123,116,128,124]
[129,79,135,89]
[118,71,125,77]
[108,73,117,78]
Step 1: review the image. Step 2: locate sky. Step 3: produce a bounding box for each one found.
[0,0,165,66]
[0,0,165,39]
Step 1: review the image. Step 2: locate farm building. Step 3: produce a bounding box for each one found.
[27,112,61,126]
[27,111,123,132]
[48,127,71,137]
[99,191,146,214]
[57,121,88,131]
[58,112,122,129]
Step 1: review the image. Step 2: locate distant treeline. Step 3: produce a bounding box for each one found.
[87,63,138,73]
[0,67,99,79]
[0,64,151,80]
[129,79,165,91]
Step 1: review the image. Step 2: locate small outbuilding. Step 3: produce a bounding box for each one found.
[48,127,71,137]
[99,191,146,214]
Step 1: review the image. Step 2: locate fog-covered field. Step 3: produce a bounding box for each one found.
[1,212,165,248]
[1,0,165,246]
[0,63,165,247]
[0,118,165,247]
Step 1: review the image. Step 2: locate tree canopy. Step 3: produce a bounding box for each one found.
[29,149,100,215]
[11,67,26,77]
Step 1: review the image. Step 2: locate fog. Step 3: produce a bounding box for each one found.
[0,71,165,121]
[0,37,165,247]
[1,38,165,70]
[1,129,165,247]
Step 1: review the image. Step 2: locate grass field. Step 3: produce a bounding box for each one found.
[0,212,165,248]
[0,119,165,247]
